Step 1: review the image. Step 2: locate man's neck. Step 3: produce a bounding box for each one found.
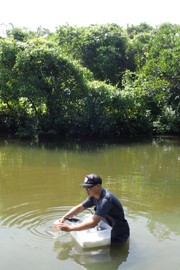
[94,187,103,199]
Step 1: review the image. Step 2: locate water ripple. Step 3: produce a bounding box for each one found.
[0,206,71,240]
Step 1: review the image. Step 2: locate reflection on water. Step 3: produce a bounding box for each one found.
[0,136,180,270]
[54,239,129,270]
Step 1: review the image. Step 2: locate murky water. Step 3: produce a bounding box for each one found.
[0,136,179,270]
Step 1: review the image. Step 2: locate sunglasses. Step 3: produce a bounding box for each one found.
[83,185,96,191]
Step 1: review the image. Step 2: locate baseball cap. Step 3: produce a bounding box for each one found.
[80,174,102,187]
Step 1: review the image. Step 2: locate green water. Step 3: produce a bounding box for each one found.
[0,136,179,270]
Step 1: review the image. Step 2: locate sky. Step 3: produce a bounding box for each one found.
[0,0,180,32]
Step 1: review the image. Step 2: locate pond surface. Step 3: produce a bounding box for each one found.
[0,136,180,270]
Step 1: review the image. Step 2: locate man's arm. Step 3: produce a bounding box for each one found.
[59,203,85,223]
[59,214,101,232]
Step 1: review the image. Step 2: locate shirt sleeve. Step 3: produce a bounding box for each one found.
[82,196,95,209]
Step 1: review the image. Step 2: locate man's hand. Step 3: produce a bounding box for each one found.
[59,217,66,223]
[58,223,73,232]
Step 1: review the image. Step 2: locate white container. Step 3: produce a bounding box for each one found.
[70,214,112,249]
[53,214,112,249]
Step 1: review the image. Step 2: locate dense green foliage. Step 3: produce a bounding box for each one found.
[0,23,179,138]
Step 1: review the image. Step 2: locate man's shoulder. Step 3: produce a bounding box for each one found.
[104,189,122,208]
[101,189,114,204]
[104,189,115,199]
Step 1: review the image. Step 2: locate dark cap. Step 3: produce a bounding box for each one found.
[81,174,102,187]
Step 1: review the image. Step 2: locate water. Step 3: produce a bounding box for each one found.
[0,136,179,270]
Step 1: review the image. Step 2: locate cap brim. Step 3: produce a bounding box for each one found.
[80,183,93,187]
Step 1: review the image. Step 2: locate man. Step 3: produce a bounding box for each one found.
[58,174,130,243]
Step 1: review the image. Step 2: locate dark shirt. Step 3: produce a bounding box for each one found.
[82,188,130,242]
